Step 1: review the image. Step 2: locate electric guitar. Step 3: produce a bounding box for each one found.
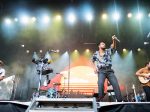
[138,73,150,84]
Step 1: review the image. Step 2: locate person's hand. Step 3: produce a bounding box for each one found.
[112,35,116,40]
[94,68,99,74]
[144,73,150,78]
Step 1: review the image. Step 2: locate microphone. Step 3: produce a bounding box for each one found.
[49,49,59,53]
[113,35,120,42]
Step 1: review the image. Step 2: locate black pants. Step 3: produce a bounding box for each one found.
[143,86,150,101]
[98,69,122,102]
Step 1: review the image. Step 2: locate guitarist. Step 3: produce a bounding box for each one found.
[0,60,5,81]
[136,61,150,101]
[92,35,122,102]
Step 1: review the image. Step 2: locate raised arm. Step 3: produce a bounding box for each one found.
[111,35,117,49]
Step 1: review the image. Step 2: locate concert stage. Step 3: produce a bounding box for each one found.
[0,98,150,112]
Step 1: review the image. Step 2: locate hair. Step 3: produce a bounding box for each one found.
[145,61,150,66]
[98,42,105,46]
[0,60,4,66]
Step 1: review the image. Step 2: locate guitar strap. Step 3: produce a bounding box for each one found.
[142,82,150,87]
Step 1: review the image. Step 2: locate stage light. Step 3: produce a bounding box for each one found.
[85,12,93,22]
[137,48,141,52]
[71,49,80,60]
[39,50,43,53]
[102,13,108,20]
[4,18,12,25]
[55,15,62,21]
[84,49,91,58]
[42,15,50,24]
[26,50,30,54]
[31,17,36,22]
[86,49,90,53]
[21,44,25,47]
[65,8,77,25]
[136,13,143,20]
[32,52,39,63]
[122,48,129,57]
[74,49,78,53]
[80,3,94,22]
[81,3,94,23]
[123,48,127,52]
[127,13,132,18]
[67,13,76,24]
[20,16,29,24]
[14,18,18,22]
[44,51,52,62]
[148,13,150,17]
[113,12,120,21]
[144,42,149,45]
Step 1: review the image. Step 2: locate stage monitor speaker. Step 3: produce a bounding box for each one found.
[97,102,150,112]
[26,97,97,112]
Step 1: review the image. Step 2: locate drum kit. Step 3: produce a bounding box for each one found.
[46,82,61,98]
[32,51,65,98]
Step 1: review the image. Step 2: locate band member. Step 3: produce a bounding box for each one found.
[0,60,5,81]
[92,35,122,102]
[136,61,150,101]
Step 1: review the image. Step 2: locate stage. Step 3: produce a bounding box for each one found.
[0,98,150,112]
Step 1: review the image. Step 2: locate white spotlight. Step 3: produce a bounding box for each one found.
[136,13,143,20]
[144,42,149,45]
[67,13,76,24]
[113,12,120,21]
[39,50,43,53]
[21,44,25,47]
[85,13,93,22]
[86,49,90,52]
[26,50,30,54]
[42,16,50,24]
[148,13,150,17]
[14,18,18,22]
[127,13,132,18]
[123,48,127,52]
[31,17,36,22]
[137,48,141,52]
[4,18,12,25]
[20,16,29,24]
[74,49,78,52]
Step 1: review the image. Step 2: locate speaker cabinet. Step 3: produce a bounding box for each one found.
[26,97,97,112]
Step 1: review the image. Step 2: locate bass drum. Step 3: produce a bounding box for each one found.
[46,88,60,98]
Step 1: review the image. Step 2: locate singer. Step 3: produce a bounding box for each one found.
[92,35,122,102]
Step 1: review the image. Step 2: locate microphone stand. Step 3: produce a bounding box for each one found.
[68,50,71,96]
[37,61,44,96]
[59,73,67,97]
[125,84,129,102]
[132,84,138,102]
